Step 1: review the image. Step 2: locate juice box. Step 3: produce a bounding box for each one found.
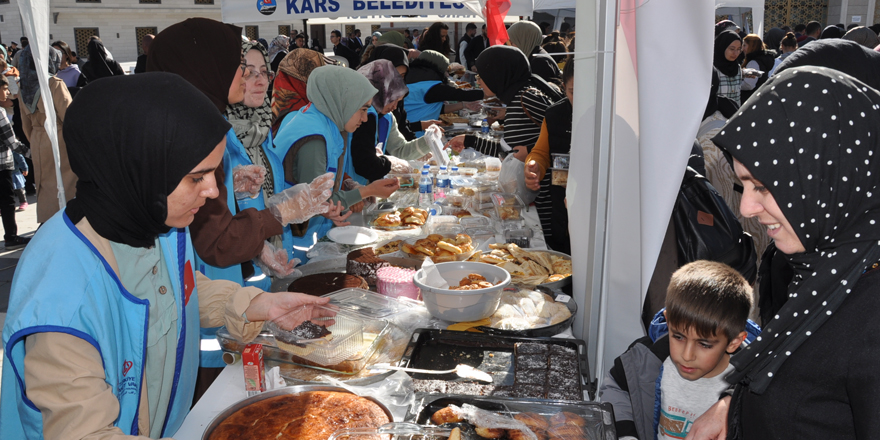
[242,343,265,397]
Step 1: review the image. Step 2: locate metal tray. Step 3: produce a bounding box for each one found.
[408,395,616,440]
[475,284,577,338]
[201,385,394,440]
[522,248,573,291]
[399,329,594,400]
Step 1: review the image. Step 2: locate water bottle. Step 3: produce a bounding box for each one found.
[418,170,433,208]
[450,166,460,178]
[436,166,449,199]
[480,118,490,140]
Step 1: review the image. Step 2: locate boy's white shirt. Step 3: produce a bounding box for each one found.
[657,357,734,440]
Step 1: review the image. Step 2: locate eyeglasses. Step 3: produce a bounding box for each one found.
[246,65,274,81]
[239,60,252,79]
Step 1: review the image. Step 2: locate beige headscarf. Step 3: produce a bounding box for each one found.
[507,21,544,55]
[842,26,880,49]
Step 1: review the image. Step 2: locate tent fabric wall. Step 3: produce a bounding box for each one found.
[716,0,766,36]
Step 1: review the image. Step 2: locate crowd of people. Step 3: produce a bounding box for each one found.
[0,12,878,440]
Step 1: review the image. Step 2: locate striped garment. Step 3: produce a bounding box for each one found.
[0,107,22,171]
[715,66,742,107]
[467,87,557,243]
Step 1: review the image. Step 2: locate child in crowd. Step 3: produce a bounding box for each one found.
[600,260,761,440]
[0,74,30,248]
[12,149,26,210]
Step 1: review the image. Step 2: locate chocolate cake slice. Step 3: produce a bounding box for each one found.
[288,273,368,296]
[346,248,390,286]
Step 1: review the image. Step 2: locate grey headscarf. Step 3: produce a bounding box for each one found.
[227,41,275,197]
[842,26,880,49]
[306,65,377,132]
[19,45,62,113]
[508,21,544,55]
[357,60,408,111]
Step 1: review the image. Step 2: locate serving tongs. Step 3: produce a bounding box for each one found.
[368,363,493,382]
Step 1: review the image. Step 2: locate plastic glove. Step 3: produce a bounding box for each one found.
[254,241,301,279]
[267,172,334,225]
[387,155,411,174]
[232,165,267,199]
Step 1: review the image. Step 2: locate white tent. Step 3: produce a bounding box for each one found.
[717,0,766,36]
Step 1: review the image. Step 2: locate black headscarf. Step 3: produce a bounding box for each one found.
[367,45,409,70]
[714,30,744,77]
[820,25,844,39]
[85,39,114,79]
[475,45,532,105]
[775,39,880,92]
[712,67,880,394]
[763,27,786,52]
[64,73,231,248]
[147,18,242,113]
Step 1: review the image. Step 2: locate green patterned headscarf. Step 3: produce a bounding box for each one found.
[306,65,377,132]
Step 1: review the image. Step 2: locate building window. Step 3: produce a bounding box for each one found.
[139,0,160,3]
[136,27,157,56]
[344,25,355,38]
[74,28,100,57]
[245,26,259,41]
[194,0,214,4]
[278,25,291,38]
[371,25,380,34]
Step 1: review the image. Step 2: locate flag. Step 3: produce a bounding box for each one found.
[482,0,510,46]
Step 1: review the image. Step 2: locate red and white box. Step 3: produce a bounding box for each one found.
[242,343,266,396]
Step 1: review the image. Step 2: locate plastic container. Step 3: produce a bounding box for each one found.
[551,168,569,187]
[322,287,418,319]
[266,305,371,367]
[484,157,502,173]
[504,228,534,248]
[387,173,418,188]
[464,226,496,243]
[552,153,571,170]
[329,422,453,440]
[458,167,478,177]
[418,171,433,208]
[459,216,492,229]
[491,193,525,226]
[446,188,474,209]
[413,261,511,322]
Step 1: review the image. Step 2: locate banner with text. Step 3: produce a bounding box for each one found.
[222,0,532,24]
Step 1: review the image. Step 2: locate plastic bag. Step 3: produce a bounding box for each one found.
[306,242,344,262]
[267,173,334,225]
[499,154,538,204]
[318,370,415,422]
[424,125,449,167]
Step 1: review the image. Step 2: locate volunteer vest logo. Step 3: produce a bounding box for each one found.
[257,0,276,15]
[118,360,139,396]
[123,360,133,376]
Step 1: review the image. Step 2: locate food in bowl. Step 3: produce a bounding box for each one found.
[414,261,511,322]
[451,273,499,290]
[207,391,390,440]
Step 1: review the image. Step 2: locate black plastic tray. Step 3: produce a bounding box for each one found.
[475,284,577,337]
[400,329,594,400]
[409,395,617,440]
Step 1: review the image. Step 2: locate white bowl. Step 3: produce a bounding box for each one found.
[413,261,511,322]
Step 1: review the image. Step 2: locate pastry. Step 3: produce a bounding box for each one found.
[545,424,587,440]
[550,411,587,428]
[207,391,389,440]
[288,273,368,296]
[430,406,463,425]
[374,240,402,256]
[514,412,550,431]
[346,248,390,286]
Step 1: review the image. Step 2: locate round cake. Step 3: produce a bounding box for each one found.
[376,266,420,300]
[346,248,390,286]
[207,391,390,440]
[288,273,368,296]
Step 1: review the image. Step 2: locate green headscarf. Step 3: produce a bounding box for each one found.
[508,21,543,54]
[418,50,449,73]
[306,65,377,132]
[377,31,406,47]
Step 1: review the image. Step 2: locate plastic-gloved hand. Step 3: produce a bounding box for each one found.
[232,165,267,199]
[254,241,302,279]
[387,155,411,174]
[267,172,334,225]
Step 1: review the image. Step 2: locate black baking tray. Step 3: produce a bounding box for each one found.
[400,329,594,400]
[475,284,577,337]
[409,395,616,440]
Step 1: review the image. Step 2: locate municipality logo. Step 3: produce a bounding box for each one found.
[257,0,276,15]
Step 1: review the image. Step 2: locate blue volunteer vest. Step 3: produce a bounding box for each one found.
[267,104,349,264]
[345,106,392,186]
[0,212,200,439]
[403,80,443,138]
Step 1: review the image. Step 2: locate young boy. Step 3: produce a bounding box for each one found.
[600,260,760,440]
[0,74,30,249]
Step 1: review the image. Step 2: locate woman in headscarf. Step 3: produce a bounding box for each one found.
[267,35,290,73]
[710,30,744,113]
[774,39,880,91]
[507,20,562,85]
[366,44,423,141]
[80,37,124,81]
[377,30,407,48]
[446,46,563,250]
[0,73,332,440]
[819,25,844,39]
[740,34,775,102]
[51,40,86,89]
[269,66,400,262]
[18,44,77,224]
[763,27,786,55]
[270,48,327,133]
[348,60,431,184]
[842,25,880,49]
[403,50,483,137]
[687,66,880,440]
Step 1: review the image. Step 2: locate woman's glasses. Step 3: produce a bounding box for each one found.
[246,65,275,81]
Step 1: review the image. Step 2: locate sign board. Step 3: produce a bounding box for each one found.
[222,0,532,23]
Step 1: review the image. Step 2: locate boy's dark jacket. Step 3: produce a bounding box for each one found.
[600,309,761,439]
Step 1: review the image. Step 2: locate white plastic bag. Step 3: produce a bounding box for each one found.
[499,154,538,204]
[424,125,449,167]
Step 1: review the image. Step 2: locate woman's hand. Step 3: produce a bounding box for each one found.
[255,241,300,278]
[445,135,466,153]
[464,101,482,112]
[322,200,353,226]
[244,291,333,329]
[361,178,400,200]
[524,160,541,191]
[512,146,528,162]
[685,396,730,440]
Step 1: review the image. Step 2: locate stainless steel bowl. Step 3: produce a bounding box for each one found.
[201,385,394,440]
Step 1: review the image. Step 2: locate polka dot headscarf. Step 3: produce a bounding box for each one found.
[712,67,880,394]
